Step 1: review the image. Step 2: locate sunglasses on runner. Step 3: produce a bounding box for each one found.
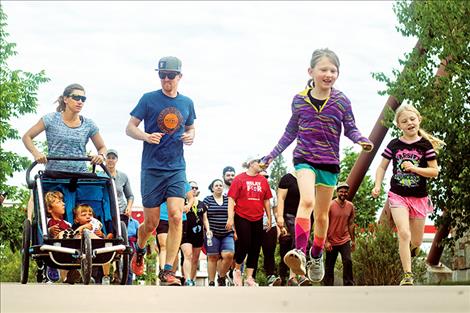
[158,71,180,80]
[191,186,199,190]
[69,94,87,102]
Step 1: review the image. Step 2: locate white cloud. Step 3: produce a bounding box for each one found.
[3,1,416,202]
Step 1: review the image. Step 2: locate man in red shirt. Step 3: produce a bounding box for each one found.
[323,182,356,286]
[227,155,272,286]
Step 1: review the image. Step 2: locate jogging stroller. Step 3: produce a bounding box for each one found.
[21,157,132,285]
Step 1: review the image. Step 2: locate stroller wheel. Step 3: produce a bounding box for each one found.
[21,219,31,284]
[81,229,92,285]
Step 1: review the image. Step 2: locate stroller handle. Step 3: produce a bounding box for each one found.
[26,156,113,189]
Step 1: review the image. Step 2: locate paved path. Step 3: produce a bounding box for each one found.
[1,283,469,313]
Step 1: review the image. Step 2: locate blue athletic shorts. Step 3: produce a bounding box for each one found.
[294,163,338,187]
[141,169,186,208]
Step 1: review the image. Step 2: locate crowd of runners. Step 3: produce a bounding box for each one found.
[22,49,444,287]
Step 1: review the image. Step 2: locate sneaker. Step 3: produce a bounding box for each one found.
[160,270,181,286]
[243,276,258,287]
[306,256,324,282]
[46,266,60,282]
[102,275,111,285]
[217,276,226,286]
[287,277,298,286]
[266,275,282,286]
[283,249,307,276]
[410,245,421,258]
[400,272,414,286]
[233,269,242,286]
[208,281,215,286]
[298,276,312,286]
[184,279,195,286]
[225,274,234,286]
[131,248,146,276]
[64,269,81,284]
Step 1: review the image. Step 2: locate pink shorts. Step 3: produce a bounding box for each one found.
[388,191,434,219]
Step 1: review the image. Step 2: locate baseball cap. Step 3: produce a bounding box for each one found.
[242,155,262,168]
[336,181,349,190]
[106,149,118,158]
[156,56,182,72]
[223,166,235,176]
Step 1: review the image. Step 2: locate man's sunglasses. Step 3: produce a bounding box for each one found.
[158,71,180,80]
[69,94,87,102]
[191,186,199,190]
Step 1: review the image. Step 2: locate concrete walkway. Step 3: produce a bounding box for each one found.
[1,283,469,313]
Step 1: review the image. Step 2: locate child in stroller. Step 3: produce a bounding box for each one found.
[72,204,112,284]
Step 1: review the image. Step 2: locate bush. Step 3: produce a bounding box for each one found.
[0,244,35,282]
[353,223,427,285]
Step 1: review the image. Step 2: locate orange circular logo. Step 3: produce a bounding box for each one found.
[163,113,179,130]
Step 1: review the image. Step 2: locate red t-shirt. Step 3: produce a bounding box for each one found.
[327,199,355,246]
[47,218,72,231]
[228,172,272,222]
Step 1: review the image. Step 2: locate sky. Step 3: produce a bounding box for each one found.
[3,1,417,206]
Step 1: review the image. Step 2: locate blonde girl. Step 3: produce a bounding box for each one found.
[372,103,444,285]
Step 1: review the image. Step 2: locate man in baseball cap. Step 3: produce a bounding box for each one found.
[126,54,196,286]
[324,180,356,286]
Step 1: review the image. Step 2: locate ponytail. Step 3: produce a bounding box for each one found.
[418,129,445,153]
[305,78,314,89]
[55,83,85,112]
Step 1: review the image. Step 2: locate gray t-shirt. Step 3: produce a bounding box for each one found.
[113,170,134,214]
[43,112,99,173]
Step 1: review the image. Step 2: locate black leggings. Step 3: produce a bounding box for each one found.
[234,214,263,269]
[253,225,278,277]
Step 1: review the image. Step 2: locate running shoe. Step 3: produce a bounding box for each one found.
[283,249,307,276]
[217,276,226,286]
[298,276,312,286]
[160,269,182,286]
[233,269,242,287]
[306,256,324,282]
[400,272,414,286]
[184,279,195,286]
[208,281,215,286]
[266,275,282,286]
[243,276,258,287]
[102,275,111,285]
[287,277,298,286]
[131,247,146,276]
[225,274,234,286]
[46,266,60,282]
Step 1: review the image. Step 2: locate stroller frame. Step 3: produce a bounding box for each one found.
[21,157,132,285]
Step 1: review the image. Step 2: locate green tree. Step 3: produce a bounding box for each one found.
[339,147,386,229]
[373,1,470,240]
[268,153,288,191]
[0,6,49,250]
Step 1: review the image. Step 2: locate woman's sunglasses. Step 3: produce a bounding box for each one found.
[69,94,87,102]
[158,71,180,80]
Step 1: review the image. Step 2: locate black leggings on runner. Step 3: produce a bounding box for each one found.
[253,225,278,277]
[234,214,263,269]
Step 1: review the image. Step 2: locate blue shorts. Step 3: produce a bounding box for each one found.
[294,163,338,187]
[141,169,186,208]
[205,233,235,256]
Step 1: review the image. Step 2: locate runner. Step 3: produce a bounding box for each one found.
[372,103,444,286]
[126,56,196,286]
[262,49,373,282]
